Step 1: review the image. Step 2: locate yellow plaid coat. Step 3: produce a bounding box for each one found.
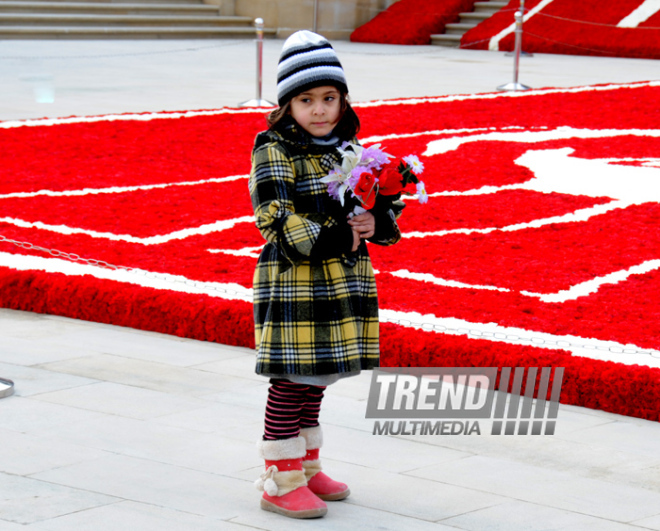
[249,123,402,377]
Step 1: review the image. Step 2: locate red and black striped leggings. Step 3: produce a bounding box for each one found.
[264,379,326,440]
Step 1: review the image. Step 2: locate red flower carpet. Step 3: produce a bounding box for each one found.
[2,82,660,421]
[461,0,660,59]
[351,0,475,45]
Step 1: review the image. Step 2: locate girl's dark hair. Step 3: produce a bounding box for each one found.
[267,91,361,141]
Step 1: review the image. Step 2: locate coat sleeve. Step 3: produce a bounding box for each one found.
[368,195,404,246]
[249,141,353,262]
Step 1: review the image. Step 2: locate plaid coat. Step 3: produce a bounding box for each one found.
[249,122,402,377]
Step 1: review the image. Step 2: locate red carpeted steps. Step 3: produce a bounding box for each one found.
[432,0,507,47]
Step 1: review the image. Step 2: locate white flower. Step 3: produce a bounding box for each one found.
[337,143,364,175]
[321,142,393,206]
[319,167,345,184]
[416,181,428,204]
[403,154,425,175]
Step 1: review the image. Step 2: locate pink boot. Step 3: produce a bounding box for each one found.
[300,426,350,501]
[256,436,327,519]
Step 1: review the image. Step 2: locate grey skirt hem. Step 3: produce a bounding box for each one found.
[259,370,363,386]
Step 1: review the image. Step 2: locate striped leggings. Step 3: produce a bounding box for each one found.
[263,379,326,440]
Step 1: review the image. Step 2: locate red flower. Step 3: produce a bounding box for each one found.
[353,170,378,209]
[377,167,405,196]
[461,0,660,60]
[351,0,475,45]
[3,81,660,423]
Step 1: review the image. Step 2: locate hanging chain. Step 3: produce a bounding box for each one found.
[0,234,245,297]
[0,234,126,271]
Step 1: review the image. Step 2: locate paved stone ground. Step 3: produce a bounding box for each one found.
[2,39,660,530]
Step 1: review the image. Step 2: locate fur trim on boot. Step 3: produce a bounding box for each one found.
[255,437,327,518]
[300,425,323,450]
[300,426,350,502]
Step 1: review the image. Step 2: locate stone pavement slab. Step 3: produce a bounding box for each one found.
[36,353,261,397]
[0,472,118,526]
[32,454,255,522]
[1,309,660,530]
[0,428,109,476]
[25,501,252,531]
[442,500,645,531]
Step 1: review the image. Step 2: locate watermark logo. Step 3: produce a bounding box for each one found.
[366,367,564,436]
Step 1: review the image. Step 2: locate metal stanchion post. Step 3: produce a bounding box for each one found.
[0,378,14,399]
[313,0,319,33]
[497,7,531,92]
[506,0,533,57]
[239,18,275,108]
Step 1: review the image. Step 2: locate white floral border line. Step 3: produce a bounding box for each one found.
[0,174,248,200]
[0,251,253,302]
[402,201,625,238]
[1,251,658,369]
[421,127,660,156]
[354,80,660,108]
[379,309,660,370]
[2,80,659,129]
[0,200,633,246]
[0,215,254,246]
[389,259,660,303]
[0,107,272,130]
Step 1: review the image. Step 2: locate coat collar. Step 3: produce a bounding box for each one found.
[255,116,343,156]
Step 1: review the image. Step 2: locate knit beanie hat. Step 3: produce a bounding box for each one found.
[277,30,348,107]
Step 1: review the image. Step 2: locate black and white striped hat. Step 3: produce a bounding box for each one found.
[277,30,348,107]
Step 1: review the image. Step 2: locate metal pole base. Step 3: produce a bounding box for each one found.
[506,50,534,57]
[497,81,531,92]
[238,99,275,108]
[0,378,14,399]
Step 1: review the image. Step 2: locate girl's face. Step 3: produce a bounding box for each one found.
[289,86,342,138]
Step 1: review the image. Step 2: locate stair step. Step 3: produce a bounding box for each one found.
[0,25,276,37]
[0,0,273,39]
[0,2,221,15]
[431,33,461,47]
[458,11,492,21]
[473,1,507,12]
[0,0,205,4]
[444,22,479,35]
[0,13,252,26]
[432,0,505,47]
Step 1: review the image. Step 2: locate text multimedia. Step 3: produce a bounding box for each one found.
[372,420,481,436]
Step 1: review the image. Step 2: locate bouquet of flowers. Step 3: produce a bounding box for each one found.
[320,142,428,214]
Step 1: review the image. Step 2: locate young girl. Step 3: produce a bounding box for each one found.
[249,30,402,519]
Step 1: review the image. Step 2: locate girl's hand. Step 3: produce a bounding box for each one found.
[351,228,361,252]
[348,211,376,240]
